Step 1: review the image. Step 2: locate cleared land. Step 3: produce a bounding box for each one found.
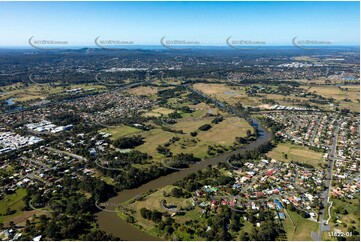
[192,83,259,106]
[306,86,359,101]
[143,107,175,118]
[322,197,360,240]
[100,111,253,161]
[282,209,319,241]
[127,86,160,96]
[0,83,106,103]
[0,188,27,224]
[124,186,204,240]
[301,85,360,112]
[136,116,253,159]
[100,125,142,141]
[267,142,325,169]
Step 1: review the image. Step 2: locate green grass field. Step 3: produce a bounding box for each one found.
[267,142,325,169]
[323,197,360,240]
[135,116,253,160]
[123,185,204,240]
[301,85,360,112]
[0,188,27,224]
[0,83,106,103]
[100,125,143,140]
[143,107,176,117]
[283,209,319,240]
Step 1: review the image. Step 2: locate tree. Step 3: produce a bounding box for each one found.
[239,231,250,241]
[150,210,162,223]
[229,218,240,232]
[190,131,198,137]
[9,221,15,228]
[140,207,151,220]
[198,124,212,131]
[171,188,183,198]
[164,225,174,235]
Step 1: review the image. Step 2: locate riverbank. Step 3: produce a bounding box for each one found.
[96,118,271,240]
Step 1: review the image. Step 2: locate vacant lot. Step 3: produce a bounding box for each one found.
[306,86,359,101]
[323,197,360,240]
[193,83,259,106]
[0,83,106,103]
[135,128,182,160]
[100,125,142,140]
[283,209,319,241]
[267,142,325,168]
[127,86,159,96]
[137,115,253,159]
[0,188,27,224]
[301,85,360,112]
[124,186,204,240]
[143,107,175,117]
[98,114,250,160]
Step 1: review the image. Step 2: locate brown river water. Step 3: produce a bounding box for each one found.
[96,119,271,240]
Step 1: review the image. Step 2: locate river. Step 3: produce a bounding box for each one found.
[96,118,271,240]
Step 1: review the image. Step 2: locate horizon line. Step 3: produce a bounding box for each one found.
[0,44,359,50]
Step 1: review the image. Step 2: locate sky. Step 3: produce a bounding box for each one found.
[0,1,359,47]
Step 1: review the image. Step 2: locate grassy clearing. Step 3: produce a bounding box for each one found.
[136,116,253,160]
[267,142,325,169]
[99,101,253,162]
[0,188,27,224]
[192,83,259,106]
[323,197,360,240]
[292,56,319,62]
[307,86,359,101]
[127,86,159,96]
[303,85,360,112]
[284,209,319,240]
[196,117,252,144]
[124,186,204,240]
[100,125,142,140]
[0,83,106,102]
[282,214,296,240]
[143,107,175,117]
[135,128,180,160]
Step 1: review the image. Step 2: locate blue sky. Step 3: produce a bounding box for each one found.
[0,1,359,47]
